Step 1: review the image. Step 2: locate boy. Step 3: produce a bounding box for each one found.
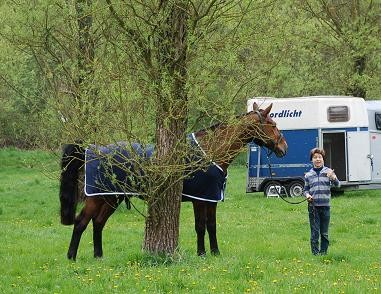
[304,148,340,255]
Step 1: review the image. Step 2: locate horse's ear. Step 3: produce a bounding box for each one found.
[252,102,259,111]
[262,103,273,117]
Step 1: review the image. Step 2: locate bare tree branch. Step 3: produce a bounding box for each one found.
[105,0,152,70]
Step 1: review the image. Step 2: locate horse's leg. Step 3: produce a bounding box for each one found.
[92,197,120,258]
[67,200,94,260]
[192,200,207,256]
[206,202,220,255]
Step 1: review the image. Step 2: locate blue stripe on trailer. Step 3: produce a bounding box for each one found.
[248,129,317,178]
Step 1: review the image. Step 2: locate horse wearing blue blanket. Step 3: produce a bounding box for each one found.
[59,102,287,260]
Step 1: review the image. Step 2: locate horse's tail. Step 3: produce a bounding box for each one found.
[59,143,85,225]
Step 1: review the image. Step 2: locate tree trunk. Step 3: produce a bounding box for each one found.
[347,55,366,98]
[143,121,185,254]
[75,0,96,102]
[143,0,188,255]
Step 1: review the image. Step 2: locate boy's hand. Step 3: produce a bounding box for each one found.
[306,194,313,202]
[327,169,337,181]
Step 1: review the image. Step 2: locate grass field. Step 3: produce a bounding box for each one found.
[0,148,380,293]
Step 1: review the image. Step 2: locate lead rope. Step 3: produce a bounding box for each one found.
[265,148,307,205]
[127,197,147,218]
[102,195,147,218]
[266,149,318,254]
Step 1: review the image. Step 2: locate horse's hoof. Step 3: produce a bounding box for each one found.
[211,249,220,256]
[197,251,206,257]
[67,253,76,261]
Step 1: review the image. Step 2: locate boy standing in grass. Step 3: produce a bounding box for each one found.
[304,148,340,255]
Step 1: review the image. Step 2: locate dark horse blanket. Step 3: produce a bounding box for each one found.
[84,134,227,202]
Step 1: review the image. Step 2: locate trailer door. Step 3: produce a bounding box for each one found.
[247,143,261,192]
[347,131,371,181]
[323,132,346,181]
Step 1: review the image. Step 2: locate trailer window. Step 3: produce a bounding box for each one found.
[376,113,381,130]
[327,106,349,122]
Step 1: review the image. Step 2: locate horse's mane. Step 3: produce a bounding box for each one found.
[194,112,254,136]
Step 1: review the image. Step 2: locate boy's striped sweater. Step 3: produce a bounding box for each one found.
[303,166,341,206]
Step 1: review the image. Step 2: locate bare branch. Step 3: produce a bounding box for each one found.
[105,0,152,69]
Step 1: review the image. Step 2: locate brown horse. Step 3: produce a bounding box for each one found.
[59,102,287,260]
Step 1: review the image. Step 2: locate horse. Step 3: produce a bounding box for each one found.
[59,102,287,260]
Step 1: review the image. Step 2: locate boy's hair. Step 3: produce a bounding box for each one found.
[310,148,325,161]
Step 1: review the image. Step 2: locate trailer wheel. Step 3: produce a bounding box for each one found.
[263,181,286,197]
[287,181,304,197]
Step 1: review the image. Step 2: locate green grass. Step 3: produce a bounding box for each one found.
[0,148,380,293]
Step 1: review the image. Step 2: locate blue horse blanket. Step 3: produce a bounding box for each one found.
[85,142,154,196]
[84,135,227,202]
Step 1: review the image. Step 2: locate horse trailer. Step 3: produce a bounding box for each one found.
[246,96,381,197]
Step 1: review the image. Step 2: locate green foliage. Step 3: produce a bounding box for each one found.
[0,0,380,148]
[1,149,380,292]
[294,0,381,98]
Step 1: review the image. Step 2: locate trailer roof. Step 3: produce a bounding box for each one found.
[247,96,369,130]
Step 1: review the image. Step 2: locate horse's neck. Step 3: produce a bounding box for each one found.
[195,124,251,172]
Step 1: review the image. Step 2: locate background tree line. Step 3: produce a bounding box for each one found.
[0,0,380,255]
[0,0,379,148]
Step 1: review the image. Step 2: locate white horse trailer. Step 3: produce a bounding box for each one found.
[246,96,381,196]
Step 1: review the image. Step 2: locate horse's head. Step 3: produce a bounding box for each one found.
[246,103,288,157]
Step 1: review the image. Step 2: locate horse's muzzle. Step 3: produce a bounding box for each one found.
[274,140,288,157]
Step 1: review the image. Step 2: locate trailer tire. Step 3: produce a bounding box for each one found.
[263,181,285,197]
[287,180,304,198]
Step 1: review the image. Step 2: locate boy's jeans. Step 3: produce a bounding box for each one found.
[308,205,330,255]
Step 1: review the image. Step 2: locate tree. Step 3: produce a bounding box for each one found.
[298,0,381,98]
[2,0,257,254]
[104,0,257,254]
